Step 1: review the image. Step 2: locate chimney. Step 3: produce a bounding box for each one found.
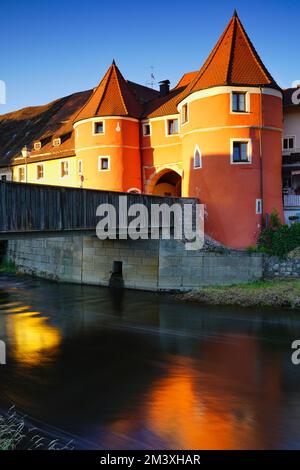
[159,80,170,97]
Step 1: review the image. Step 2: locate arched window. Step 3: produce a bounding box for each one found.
[194,145,202,169]
[127,188,141,194]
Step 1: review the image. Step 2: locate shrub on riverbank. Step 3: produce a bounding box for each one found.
[177,279,300,309]
[258,212,300,258]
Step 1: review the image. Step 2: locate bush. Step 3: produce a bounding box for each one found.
[258,211,300,258]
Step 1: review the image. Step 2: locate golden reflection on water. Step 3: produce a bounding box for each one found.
[6,307,61,366]
[104,334,282,449]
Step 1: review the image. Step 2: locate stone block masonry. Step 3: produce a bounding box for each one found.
[6,236,263,291]
[264,255,300,278]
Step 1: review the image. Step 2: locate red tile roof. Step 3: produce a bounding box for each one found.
[181,11,280,101]
[0,90,92,166]
[174,72,198,89]
[74,61,143,122]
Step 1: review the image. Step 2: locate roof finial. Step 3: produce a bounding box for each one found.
[112,59,116,66]
[233,8,238,17]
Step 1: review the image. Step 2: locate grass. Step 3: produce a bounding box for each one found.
[178,279,300,309]
[0,260,16,273]
[0,408,74,450]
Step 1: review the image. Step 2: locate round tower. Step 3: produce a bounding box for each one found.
[178,12,283,248]
[73,61,142,192]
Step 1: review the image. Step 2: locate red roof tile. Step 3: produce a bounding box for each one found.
[74,61,142,122]
[174,71,198,89]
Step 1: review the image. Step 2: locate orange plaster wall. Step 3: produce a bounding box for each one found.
[179,91,283,248]
[75,118,141,192]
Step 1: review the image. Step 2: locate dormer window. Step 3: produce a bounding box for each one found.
[53,138,61,147]
[167,118,178,135]
[34,141,41,151]
[94,121,104,134]
[232,92,247,112]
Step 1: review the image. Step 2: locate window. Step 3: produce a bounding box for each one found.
[61,161,69,177]
[78,160,83,175]
[37,164,44,180]
[256,199,262,215]
[18,167,25,182]
[283,137,295,150]
[194,145,201,169]
[1,175,7,182]
[94,121,104,134]
[53,138,61,147]
[232,141,250,163]
[143,123,151,136]
[98,156,110,171]
[167,119,179,135]
[232,92,246,112]
[182,104,188,124]
[34,141,41,151]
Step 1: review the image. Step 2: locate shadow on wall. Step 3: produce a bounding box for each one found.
[186,150,262,248]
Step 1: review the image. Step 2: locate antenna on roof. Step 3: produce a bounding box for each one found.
[146,66,156,89]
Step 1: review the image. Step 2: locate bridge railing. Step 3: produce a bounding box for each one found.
[0,181,198,234]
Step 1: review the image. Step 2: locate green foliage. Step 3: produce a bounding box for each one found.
[246,245,258,253]
[258,210,300,258]
[0,260,16,273]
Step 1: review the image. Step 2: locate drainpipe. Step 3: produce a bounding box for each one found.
[259,87,264,229]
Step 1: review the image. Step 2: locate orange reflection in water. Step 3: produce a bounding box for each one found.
[7,309,61,366]
[145,335,282,449]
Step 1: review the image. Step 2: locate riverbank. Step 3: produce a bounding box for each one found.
[177,279,300,309]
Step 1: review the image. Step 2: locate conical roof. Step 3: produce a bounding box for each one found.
[74,61,142,122]
[181,11,280,98]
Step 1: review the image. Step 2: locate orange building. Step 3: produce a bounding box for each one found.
[0,12,284,248]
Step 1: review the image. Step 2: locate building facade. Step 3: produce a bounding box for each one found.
[0,12,285,248]
[282,87,300,223]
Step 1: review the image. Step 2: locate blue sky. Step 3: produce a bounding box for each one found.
[0,0,299,114]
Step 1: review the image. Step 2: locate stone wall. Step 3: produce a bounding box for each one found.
[159,239,263,289]
[264,255,300,278]
[6,236,263,291]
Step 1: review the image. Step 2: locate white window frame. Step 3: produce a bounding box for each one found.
[78,159,83,175]
[230,91,250,114]
[165,118,179,136]
[282,135,296,151]
[36,164,44,180]
[256,199,263,215]
[181,103,189,126]
[230,138,252,164]
[18,166,26,182]
[142,122,151,136]
[193,144,202,169]
[93,120,105,135]
[60,160,69,178]
[98,156,110,172]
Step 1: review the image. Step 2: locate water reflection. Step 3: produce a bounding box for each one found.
[7,312,61,366]
[0,274,300,449]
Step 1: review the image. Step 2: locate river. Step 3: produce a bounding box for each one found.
[0,273,300,449]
